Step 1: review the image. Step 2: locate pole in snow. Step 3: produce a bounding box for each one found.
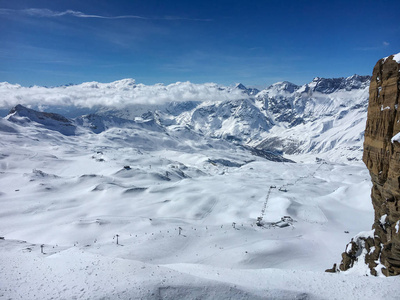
[115,234,119,245]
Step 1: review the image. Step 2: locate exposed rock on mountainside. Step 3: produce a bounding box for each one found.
[309,75,371,93]
[339,53,400,276]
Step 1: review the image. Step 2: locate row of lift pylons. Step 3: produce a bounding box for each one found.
[256,185,288,227]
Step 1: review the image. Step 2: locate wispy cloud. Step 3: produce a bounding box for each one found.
[355,41,390,51]
[0,8,211,21]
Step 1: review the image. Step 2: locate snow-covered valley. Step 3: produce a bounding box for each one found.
[0,76,397,299]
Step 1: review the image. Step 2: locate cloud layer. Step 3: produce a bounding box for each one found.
[0,79,248,110]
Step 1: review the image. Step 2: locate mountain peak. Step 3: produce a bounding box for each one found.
[8,104,70,123]
[235,83,247,90]
[266,81,299,93]
[234,83,260,96]
[7,104,76,135]
[8,104,25,115]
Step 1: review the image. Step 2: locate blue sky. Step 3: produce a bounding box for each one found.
[1,0,399,87]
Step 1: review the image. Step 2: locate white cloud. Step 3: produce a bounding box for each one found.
[0,79,248,109]
[0,8,211,21]
[22,8,147,19]
[355,41,390,51]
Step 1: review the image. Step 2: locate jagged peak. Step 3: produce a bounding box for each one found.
[233,83,260,96]
[234,83,247,90]
[307,75,370,94]
[311,75,370,82]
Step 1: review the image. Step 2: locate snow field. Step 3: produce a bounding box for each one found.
[0,115,395,299]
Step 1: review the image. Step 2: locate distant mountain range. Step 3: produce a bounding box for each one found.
[1,75,371,162]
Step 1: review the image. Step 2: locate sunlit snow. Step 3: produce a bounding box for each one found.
[0,77,396,299]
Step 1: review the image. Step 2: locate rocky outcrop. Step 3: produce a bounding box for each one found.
[338,53,400,276]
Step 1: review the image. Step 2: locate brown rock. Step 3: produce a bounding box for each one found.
[325,263,338,273]
[339,239,359,271]
[338,53,400,276]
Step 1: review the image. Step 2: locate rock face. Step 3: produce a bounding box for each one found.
[339,53,400,276]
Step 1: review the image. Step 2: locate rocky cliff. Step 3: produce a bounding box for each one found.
[338,53,400,276]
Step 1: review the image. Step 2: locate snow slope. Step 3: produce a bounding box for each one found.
[0,100,396,299]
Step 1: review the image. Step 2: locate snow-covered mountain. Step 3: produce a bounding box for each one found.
[175,75,370,162]
[6,104,77,135]
[0,74,370,162]
[253,75,370,161]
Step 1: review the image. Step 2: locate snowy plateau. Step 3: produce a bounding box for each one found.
[0,75,397,299]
